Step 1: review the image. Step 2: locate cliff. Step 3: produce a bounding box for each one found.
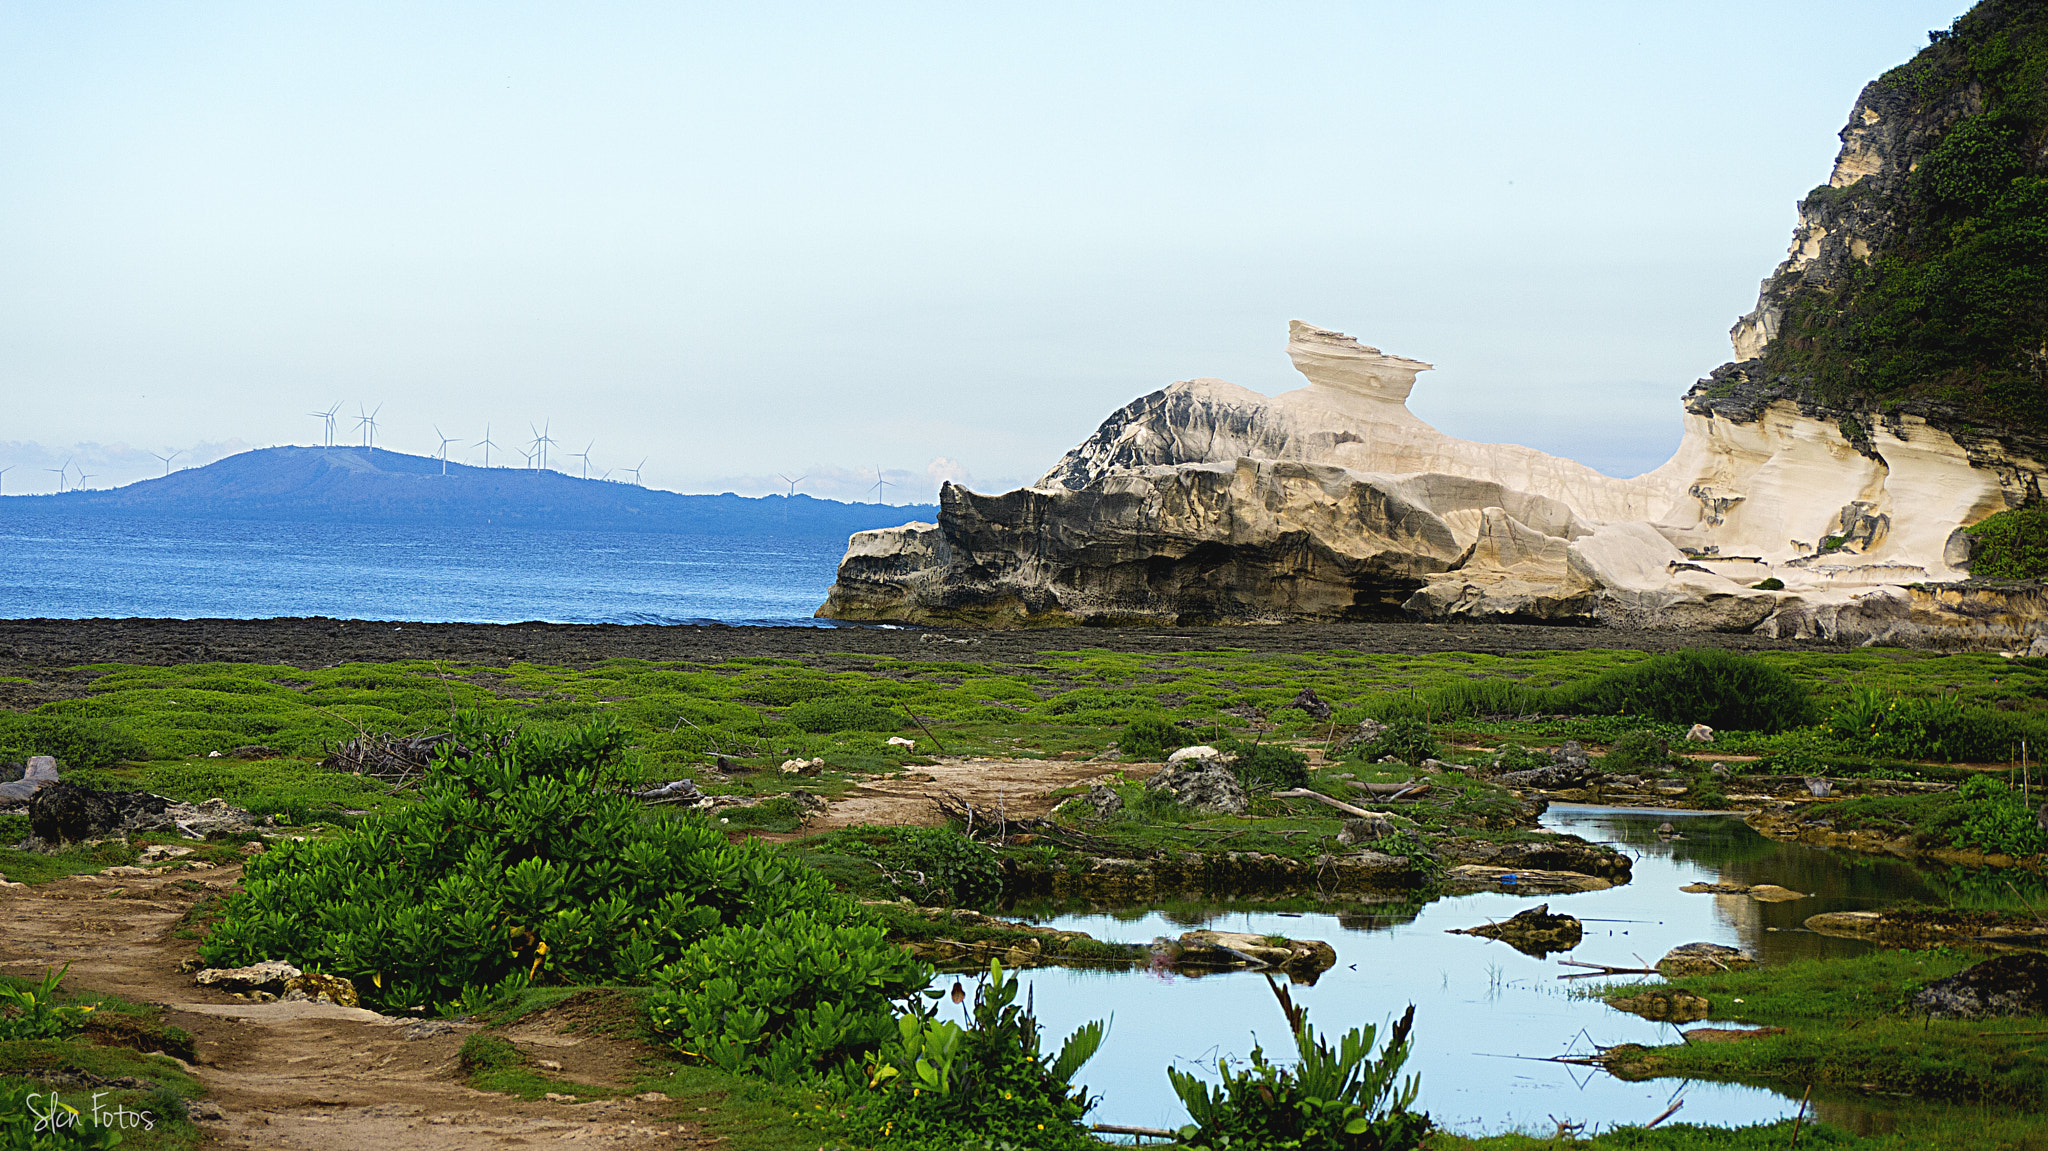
[818,3,2048,647]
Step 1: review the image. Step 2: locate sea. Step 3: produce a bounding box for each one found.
[0,508,865,625]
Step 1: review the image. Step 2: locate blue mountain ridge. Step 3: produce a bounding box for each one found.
[0,446,936,540]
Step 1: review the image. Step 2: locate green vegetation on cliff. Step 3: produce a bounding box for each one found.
[1765,0,2048,432]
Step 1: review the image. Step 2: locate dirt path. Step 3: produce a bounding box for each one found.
[809,755,1150,830]
[0,867,707,1149]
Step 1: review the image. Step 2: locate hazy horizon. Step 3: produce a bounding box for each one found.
[3,2,1969,502]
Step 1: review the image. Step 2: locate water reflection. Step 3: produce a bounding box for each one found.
[1006,804,1974,1135]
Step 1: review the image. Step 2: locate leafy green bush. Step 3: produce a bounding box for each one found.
[784,698,904,734]
[0,966,93,1040]
[848,827,1002,909]
[1121,715,1182,760]
[645,910,926,1080]
[1565,650,1813,733]
[1950,776,2048,857]
[1485,742,1546,773]
[0,715,148,771]
[844,960,1105,1149]
[1604,730,1678,771]
[1169,980,1430,1151]
[1227,742,1311,792]
[200,712,900,1031]
[1829,686,2030,762]
[0,1081,124,1149]
[1963,505,2048,580]
[1361,719,1438,768]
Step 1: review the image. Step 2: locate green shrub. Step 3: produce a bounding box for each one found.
[1121,715,1181,760]
[1227,741,1311,792]
[0,715,149,771]
[0,1081,124,1149]
[1604,730,1678,771]
[844,960,1105,1149]
[1361,719,1438,768]
[0,966,93,1040]
[784,698,904,734]
[847,827,1002,909]
[1829,687,2029,762]
[1964,505,2048,580]
[1565,650,1813,733]
[1951,776,2048,857]
[200,712,903,1033]
[1169,981,1430,1151]
[645,910,926,1080]
[1486,742,1547,773]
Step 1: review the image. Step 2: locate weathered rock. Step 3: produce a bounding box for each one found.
[1334,719,1387,754]
[0,756,62,803]
[1337,815,1393,845]
[1498,742,1602,790]
[1145,757,1248,816]
[1442,837,1632,881]
[1173,930,1337,977]
[1447,903,1583,957]
[1442,865,1612,894]
[1656,942,1754,978]
[1745,884,1808,902]
[27,783,119,845]
[1680,882,1753,895]
[1805,777,1834,797]
[1686,724,1715,743]
[1288,687,1332,721]
[1608,989,1711,1022]
[1085,783,1124,819]
[281,973,359,1008]
[195,960,303,994]
[2030,635,2048,659]
[1913,952,2048,1020]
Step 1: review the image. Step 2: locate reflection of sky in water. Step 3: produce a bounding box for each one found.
[0,510,858,624]
[1007,805,1949,1136]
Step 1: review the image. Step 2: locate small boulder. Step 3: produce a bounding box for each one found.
[1608,989,1711,1022]
[1145,757,1248,816]
[1746,884,1808,902]
[2027,635,2048,659]
[1288,687,1332,721]
[1166,745,1223,764]
[1686,724,1715,743]
[1085,783,1124,819]
[27,783,119,845]
[1496,741,1599,790]
[1656,942,1754,978]
[1912,952,2048,1020]
[282,972,359,1008]
[1337,815,1393,845]
[195,960,303,995]
[1804,777,1834,798]
[1447,903,1583,956]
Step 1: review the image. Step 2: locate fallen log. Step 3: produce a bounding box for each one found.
[1557,958,1659,979]
[1271,788,1377,819]
[1348,779,1421,795]
[1092,1124,1180,1141]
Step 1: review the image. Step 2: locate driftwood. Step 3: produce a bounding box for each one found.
[1557,958,1659,979]
[1343,780,1432,801]
[322,731,449,784]
[1271,788,1378,819]
[1091,1124,1179,1141]
[931,793,1124,854]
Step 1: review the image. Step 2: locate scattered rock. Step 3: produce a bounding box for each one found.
[778,757,825,775]
[402,1019,465,1041]
[195,960,303,995]
[187,1100,226,1122]
[1337,815,1393,845]
[1745,884,1808,902]
[1913,952,2048,1020]
[282,972,359,1007]
[1334,718,1388,753]
[1288,687,1332,721]
[1683,1027,1785,1044]
[633,779,703,802]
[1447,903,1583,956]
[0,756,62,803]
[1084,783,1123,819]
[1145,755,1249,816]
[1497,742,1599,790]
[1656,942,1754,978]
[1686,724,1715,743]
[140,844,195,862]
[1608,989,1711,1022]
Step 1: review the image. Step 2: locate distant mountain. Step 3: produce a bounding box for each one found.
[0,447,936,539]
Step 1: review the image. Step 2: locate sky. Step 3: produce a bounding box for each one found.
[1,1,1971,503]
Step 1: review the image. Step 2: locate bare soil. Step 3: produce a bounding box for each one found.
[806,755,1150,831]
[0,866,710,1149]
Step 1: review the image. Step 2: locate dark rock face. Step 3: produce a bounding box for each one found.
[1289,687,1333,720]
[1913,952,2048,1020]
[1449,903,1584,957]
[1085,784,1124,820]
[1498,741,1600,790]
[28,783,120,845]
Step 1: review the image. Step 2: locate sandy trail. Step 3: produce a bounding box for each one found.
[0,867,705,1150]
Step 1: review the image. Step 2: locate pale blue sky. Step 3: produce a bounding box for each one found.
[2,1,1968,500]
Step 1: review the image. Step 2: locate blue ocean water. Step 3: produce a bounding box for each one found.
[0,509,861,625]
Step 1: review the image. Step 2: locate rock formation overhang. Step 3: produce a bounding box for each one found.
[817,315,2046,646]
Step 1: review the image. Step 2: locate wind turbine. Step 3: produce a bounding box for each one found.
[434,426,457,475]
[517,445,536,469]
[870,466,891,505]
[599,468,612,482]
[0,465,13,494]
[309,403,340,447]
[75,471,97,490]
[571,440,595,479]
[355,403,382,453]
[474,424,500,468]
[46,458,71,493]
[629,457,647,486]
[777,472,806,498]
[151,450,181,476]
[528,421,556,471]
